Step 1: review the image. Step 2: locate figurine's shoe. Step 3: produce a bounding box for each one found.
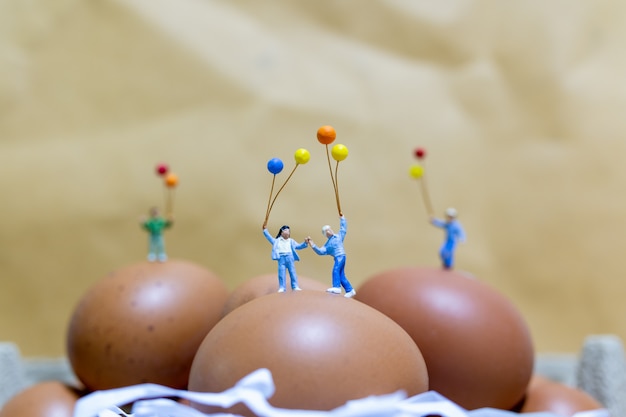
[293,287,302,291]
[147,254,157,262]
[344,289,356,298]
[158,255,168,263]
[277,288,286,293]
[326,287,341,294]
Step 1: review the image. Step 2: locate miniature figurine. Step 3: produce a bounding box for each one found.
[430,207,466,270]
[140,206,174,262]
[306,215,356,298]
[263,224,308,292]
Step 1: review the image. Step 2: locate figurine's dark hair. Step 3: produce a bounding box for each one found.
[276,225,290,238]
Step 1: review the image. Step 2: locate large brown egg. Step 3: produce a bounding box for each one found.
[66,259,229,391]
[355,266,534,410]
[188,290,429,416]
[519,375,604,416]
[0,381,82,417]
[221,273,327,317]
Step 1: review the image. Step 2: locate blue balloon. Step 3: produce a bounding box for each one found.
[267,158,284,175]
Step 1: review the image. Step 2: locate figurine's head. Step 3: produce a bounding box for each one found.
[149,206,160,218]
[445,207,458,221]
[322,225,334,237]
[276,225,291,239]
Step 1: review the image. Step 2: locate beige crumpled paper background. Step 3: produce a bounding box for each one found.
[1,0,626,357]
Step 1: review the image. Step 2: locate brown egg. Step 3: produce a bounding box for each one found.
[221,273,327,317]
[188,290,429,416]
[0,381,81,417]
[66,259,229,391]
[519,375,604,416]
[355,266,534,411]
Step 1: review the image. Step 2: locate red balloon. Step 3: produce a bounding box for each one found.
[414,147,426,159]
[156,163,169,176]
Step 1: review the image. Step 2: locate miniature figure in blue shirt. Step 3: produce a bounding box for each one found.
[263,225,308,292]
[306,215,356,298]
[430,207,466,270]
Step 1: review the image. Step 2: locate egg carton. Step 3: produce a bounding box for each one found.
[0,335,624,415]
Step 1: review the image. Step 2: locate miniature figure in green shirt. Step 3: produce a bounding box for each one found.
[140,206,174,262]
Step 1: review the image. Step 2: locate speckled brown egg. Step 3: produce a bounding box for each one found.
[221,273,327,317]
[66,259,229,391]
[0,381,82,417]
[188,290,429,416]
[355,266,534,411]
[519,375,604,416]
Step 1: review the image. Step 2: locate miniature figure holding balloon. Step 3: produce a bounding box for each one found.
[430,207,466,270]
[306,215,355,298]
[140,163,177,262]
[409,149,466,269]
[262,149,310,292]
[262,225,308,292]
[308,126,355,297]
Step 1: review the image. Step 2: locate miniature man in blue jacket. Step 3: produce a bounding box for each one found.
[430,207,466,270]
[306,215,356,298]
[263,225,308,292]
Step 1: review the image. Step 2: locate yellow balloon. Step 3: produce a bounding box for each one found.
[409,164,424,179]
[331,144,348,161]
[294,148,311,164]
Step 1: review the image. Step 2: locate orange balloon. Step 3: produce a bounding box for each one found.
[317,125,336,145]
[165,173,178,188]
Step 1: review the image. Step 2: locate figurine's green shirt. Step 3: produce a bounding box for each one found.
[143,217,172,236]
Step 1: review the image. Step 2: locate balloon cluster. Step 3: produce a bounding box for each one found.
[317,125,349,216]
[155,163,178,215]
[409,148,433,217]
[264,148,311,228]
[263,125,350,226]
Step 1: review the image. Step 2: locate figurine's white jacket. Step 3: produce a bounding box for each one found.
[263,229,307,261]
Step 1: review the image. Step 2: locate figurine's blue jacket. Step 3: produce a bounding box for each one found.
[311,217,347,257]
[263,229,307,261]
[431,218,466,250]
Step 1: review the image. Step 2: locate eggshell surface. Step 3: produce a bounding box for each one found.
[0,381,81,417]
[355,266,534,411]
[221,273,327,317]
[66,259,229,391]
[520,375,604,416]
[188,290,429,415]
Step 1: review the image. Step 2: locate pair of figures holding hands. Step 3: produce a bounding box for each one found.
[262,214,356,298]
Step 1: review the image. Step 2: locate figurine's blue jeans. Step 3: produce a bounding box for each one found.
[149,235,166,260]
[277,254,299,290]
[440,242,456,269]
[332,255,353,291]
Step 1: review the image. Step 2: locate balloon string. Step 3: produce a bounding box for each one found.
[266,164,299,223]
[334,160,342,216]
[264,175,277,226]
[419,163,434,217]
[325,145,339,204]
[164,187,175,217]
